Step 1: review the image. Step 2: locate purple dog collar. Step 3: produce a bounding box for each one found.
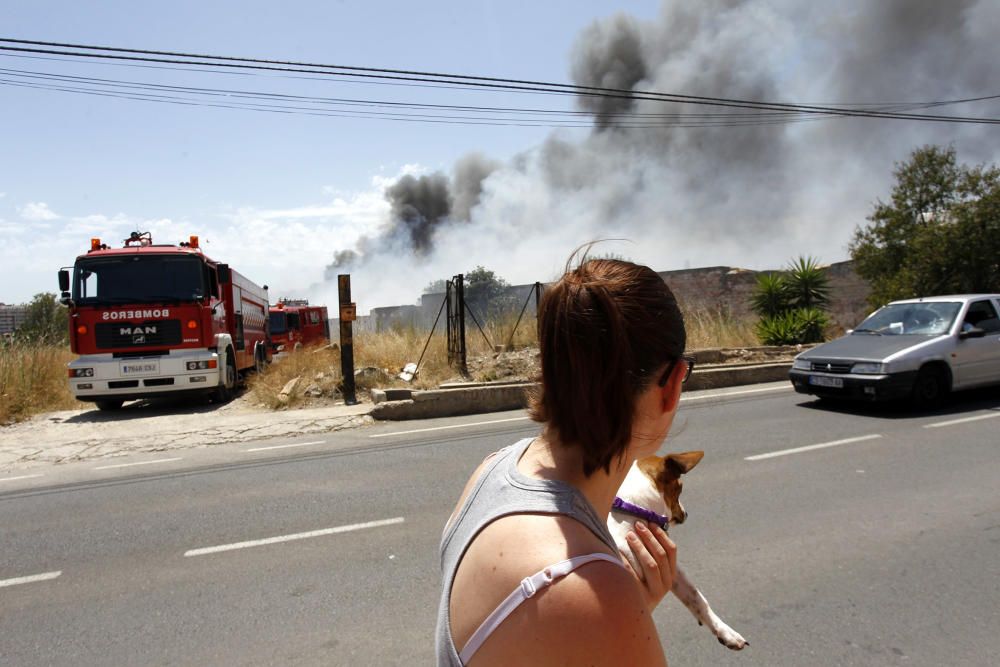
[612,497,670,530]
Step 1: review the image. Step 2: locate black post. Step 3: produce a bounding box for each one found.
[456,274,467,376]
[338,274,358,405]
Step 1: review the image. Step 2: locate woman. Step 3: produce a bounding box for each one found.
[436,253,689,666]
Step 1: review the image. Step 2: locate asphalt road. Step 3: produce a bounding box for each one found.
[2,383,998,666]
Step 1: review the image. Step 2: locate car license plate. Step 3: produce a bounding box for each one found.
[121,361,159,376]
[809,375,843,388]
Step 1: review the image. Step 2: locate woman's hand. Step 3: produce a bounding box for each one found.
[621,522,677,611]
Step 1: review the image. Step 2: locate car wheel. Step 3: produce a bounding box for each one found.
[95,399,124,411]
[912,365,947,410]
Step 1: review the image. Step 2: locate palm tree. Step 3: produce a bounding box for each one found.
[785,256,830,310]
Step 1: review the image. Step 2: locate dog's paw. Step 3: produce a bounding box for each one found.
[715,626,748,651]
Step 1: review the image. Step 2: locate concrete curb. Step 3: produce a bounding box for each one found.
[371,383,536,420]
[370,361,793,421]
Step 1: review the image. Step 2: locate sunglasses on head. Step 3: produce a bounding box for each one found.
[657,354,696,387]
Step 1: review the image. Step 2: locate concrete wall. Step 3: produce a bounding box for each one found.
[334,260,872,335]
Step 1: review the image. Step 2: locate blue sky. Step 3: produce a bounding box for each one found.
[1,1,657,307]
[2,1,997,311]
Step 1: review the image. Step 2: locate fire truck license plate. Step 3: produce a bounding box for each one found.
[121,361,159,376]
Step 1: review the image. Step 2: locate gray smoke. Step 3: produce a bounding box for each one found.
[324,249,360,280]
[317,0,1000,310]
[452,153,502,222]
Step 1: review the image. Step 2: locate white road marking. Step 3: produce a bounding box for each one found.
[745,434,883,461]
[369,417,530,438]
[0,571,62,588]
[681,385,790,402]
[923,412,1000,429]
[94,457,183,470]
[246,440,325,452]
[184,517,405,557]
[0,474,43,483]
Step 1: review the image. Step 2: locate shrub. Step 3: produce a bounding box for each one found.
[750,256,831,345]
[755,308,830,345]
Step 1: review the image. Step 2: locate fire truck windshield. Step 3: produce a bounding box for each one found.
[269,311,288,334]
[73,255,208,305]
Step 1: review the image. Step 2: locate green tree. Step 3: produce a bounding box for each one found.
[464,266,516,318]
[850,145,1000,306]
[422,278,447,295]
[16,293,69,345]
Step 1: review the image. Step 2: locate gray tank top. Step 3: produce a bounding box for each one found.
[435,437,619,666]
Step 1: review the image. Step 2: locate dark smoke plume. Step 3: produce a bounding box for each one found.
[570,13,648,128]
[385,173,451,254]
[324,153,498,280]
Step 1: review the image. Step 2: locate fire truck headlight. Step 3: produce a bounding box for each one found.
[69,368,95,378]
[187,360,214,371]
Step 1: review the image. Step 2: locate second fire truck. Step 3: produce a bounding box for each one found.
[268,299,330,354]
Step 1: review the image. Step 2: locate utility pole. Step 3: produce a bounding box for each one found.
[338,274,358,405]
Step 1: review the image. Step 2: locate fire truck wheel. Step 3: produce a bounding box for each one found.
[212,352,237,403]
[254,346,267,374]
[95,399,124,411]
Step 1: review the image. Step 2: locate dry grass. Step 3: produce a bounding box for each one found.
[683,307,759,349]
[246,308,759,408]
[0,342,83,424]
[0,306,760,421]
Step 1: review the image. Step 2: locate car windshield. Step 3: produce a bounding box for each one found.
[73,255,207,305]
[269,311,288,334]
[854,302,961,336]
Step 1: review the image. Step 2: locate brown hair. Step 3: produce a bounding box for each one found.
[528,253,686,476]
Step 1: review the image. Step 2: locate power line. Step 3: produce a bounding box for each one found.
[1,37,999,125]
[0,67,826,127]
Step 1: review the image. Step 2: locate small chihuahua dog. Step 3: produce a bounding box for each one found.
[608,451,748,651]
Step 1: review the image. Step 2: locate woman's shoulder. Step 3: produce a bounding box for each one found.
[453,515,665,665]
[536,558,665,661]
[464,536,666,665]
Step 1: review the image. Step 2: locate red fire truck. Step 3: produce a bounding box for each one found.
[268,299,330,354]
[58,231,271,410]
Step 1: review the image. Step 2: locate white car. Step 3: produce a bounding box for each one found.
[789,294,1000,408]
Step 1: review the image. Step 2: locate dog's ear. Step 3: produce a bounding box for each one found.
[665,451,704,476]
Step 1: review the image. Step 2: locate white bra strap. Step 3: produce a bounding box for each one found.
[458,552,623,664]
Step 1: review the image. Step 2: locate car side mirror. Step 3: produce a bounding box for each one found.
[959,326,986,340]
